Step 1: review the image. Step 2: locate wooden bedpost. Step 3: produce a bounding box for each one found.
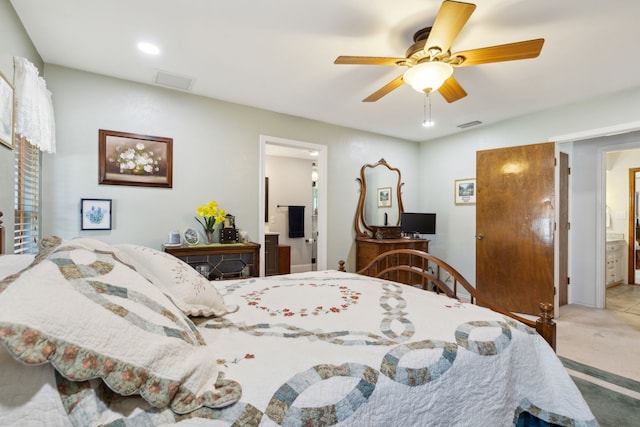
[338,260,345,272]
[536,303,556,351]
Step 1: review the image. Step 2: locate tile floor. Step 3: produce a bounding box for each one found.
[606,283,640,315]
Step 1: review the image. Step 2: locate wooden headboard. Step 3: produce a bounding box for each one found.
[340,249,556,351]
[0,210,4,255]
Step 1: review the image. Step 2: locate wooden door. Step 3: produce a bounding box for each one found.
[559,152,569,305]
[476,142,555,315]
[627,168,640,285]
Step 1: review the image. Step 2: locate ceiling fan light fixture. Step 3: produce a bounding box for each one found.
[403,61,453,93]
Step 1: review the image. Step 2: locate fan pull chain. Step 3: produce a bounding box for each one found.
[423,91,434,127]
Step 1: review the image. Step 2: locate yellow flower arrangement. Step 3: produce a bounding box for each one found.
[195,200,226,233]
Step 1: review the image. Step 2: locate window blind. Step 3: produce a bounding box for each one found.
[14,135,40,254]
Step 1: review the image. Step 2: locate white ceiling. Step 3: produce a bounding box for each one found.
[10,0,640,142]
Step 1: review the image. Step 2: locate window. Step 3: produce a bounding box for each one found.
[14,135,40,254]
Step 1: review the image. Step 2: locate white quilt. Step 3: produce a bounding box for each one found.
[196,271,596,426]
[0,267,597,426]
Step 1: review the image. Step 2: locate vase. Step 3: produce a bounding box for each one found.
[205,230,215,244]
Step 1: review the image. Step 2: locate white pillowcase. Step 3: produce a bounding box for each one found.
[114,244,238,317]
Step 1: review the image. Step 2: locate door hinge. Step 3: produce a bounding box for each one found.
[554,287,556,295]
[567,166,571,175]
[567,277,570,285]
[568,222,571,230]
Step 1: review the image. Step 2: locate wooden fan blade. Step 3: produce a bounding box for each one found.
[425,1,476,55]
[452,39,544,67]
[335,56,406,66]
[438,75,467,103]
[363,75,405,102]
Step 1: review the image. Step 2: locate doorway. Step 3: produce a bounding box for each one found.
[551,122,640,309]
[601,145,640,308]
[258,135,328,276]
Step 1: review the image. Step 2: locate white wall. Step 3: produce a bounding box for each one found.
[39,65,420,272]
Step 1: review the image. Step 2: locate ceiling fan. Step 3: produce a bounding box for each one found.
[334,0,544,103]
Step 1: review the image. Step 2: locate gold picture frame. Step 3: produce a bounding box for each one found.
[0,71,15,149]
[378,187,392,207]
[99,129,173,188]
[455,178,476,205]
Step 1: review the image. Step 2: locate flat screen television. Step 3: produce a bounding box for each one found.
[401,212,436,235]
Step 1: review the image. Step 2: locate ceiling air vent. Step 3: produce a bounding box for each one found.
[457,120,482,129]
[155,71,194,91]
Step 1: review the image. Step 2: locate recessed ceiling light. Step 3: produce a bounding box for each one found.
[137,42,160,55]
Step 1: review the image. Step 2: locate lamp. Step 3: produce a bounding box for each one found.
[403,61,453,93]
[403,61,453,128]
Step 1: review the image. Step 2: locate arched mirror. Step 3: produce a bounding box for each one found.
[355,158,404,238]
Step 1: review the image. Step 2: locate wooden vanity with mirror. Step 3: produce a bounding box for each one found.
[354,159,429,278]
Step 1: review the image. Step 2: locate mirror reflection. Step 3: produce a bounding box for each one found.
[355,158,404,237]
[364,166,400,226]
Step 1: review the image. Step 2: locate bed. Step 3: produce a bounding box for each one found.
[0,228,597,425]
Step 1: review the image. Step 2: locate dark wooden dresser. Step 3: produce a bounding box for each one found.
[356,237,429,271]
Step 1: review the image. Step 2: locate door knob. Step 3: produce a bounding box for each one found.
[476,234,484,240]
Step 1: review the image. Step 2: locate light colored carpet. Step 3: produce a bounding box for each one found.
[557,304,640,383]
[557,296,640,426]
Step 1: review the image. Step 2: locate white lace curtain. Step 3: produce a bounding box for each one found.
[13,56,56,154]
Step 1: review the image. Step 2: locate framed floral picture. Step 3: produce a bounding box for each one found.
[454,178,476,205]
[98,129,173,188]
[81,198,112,230]
[0,71,14,149]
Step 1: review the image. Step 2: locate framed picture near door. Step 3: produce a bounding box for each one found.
[454,178,476,205]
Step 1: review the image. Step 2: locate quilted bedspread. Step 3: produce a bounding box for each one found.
[195,271,596,426]
[0,269,597,426]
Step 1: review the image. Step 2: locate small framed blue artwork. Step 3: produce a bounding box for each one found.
[81,198,112,230]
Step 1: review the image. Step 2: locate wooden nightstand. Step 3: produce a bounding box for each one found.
[163,242,260,280]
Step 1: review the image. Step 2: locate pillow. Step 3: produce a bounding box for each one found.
[0,237,241,414]
[113,244,238,317]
